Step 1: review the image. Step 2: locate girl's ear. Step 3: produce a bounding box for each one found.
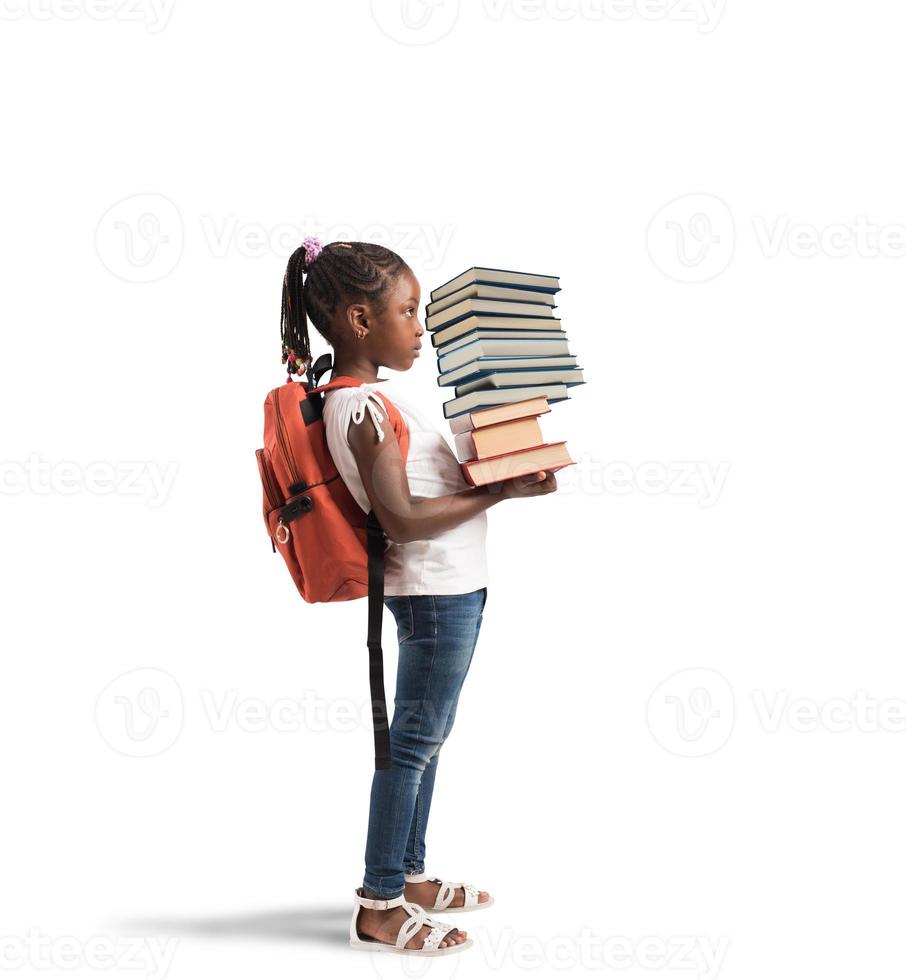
[346,303,368,336]
[346,302,368,335]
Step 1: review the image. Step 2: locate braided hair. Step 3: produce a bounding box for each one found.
[280,240,410,379]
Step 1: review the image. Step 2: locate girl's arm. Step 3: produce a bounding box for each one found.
[346,409,556,544]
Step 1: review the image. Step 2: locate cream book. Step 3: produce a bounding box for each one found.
[430,266,560,303]
[447,395,552,435]
[426,297,556,333]
[427,283,557,318]
[431,315,563,349]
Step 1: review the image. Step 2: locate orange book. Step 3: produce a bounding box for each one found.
[454,417,544,462]
[461,441,575,488]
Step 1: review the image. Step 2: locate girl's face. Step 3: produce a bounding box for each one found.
[373,267,424,371]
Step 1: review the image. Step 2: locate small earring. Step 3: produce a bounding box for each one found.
[357,332,365,339]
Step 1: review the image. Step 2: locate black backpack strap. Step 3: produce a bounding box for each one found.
[306,352,334,390]
[366,509,392,770]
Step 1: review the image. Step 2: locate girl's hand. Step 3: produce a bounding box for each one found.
[496,470,558,499]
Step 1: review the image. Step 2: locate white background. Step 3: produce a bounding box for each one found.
[3,1,905,977]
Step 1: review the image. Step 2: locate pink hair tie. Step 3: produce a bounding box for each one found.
[302,235,324,271]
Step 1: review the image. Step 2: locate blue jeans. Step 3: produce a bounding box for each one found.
[362,586,488,898]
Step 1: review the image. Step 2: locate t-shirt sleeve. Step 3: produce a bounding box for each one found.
[322,386,390,517]
[347,384,390,442]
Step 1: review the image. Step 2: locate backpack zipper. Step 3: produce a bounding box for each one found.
[272,387,301,486]
[256,449,282,510]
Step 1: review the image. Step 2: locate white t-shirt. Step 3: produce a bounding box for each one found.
[322,378,489,597]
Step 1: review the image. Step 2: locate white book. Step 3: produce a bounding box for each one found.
[439,356,578,387]
[431,266,560,303]
[437,329,567,358]
[438,336,571,372]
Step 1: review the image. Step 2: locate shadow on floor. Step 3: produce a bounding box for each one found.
[114,906,350,948]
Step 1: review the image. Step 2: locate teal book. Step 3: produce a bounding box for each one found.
[443,383,571,420]
[438,357,580,388]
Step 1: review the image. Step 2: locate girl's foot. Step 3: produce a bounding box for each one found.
[357,889,469,950]
[404,877,491,910]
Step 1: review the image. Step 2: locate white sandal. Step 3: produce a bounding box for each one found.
[349,886,473,955]
[404,871,495,913]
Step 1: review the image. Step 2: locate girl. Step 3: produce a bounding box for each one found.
[280,237,558,956]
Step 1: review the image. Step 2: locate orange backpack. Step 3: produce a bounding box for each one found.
[255,353,409,769]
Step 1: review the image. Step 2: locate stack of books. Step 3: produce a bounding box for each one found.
[426,266,584,488]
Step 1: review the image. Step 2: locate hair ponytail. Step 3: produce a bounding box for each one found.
[280,245,311,380]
